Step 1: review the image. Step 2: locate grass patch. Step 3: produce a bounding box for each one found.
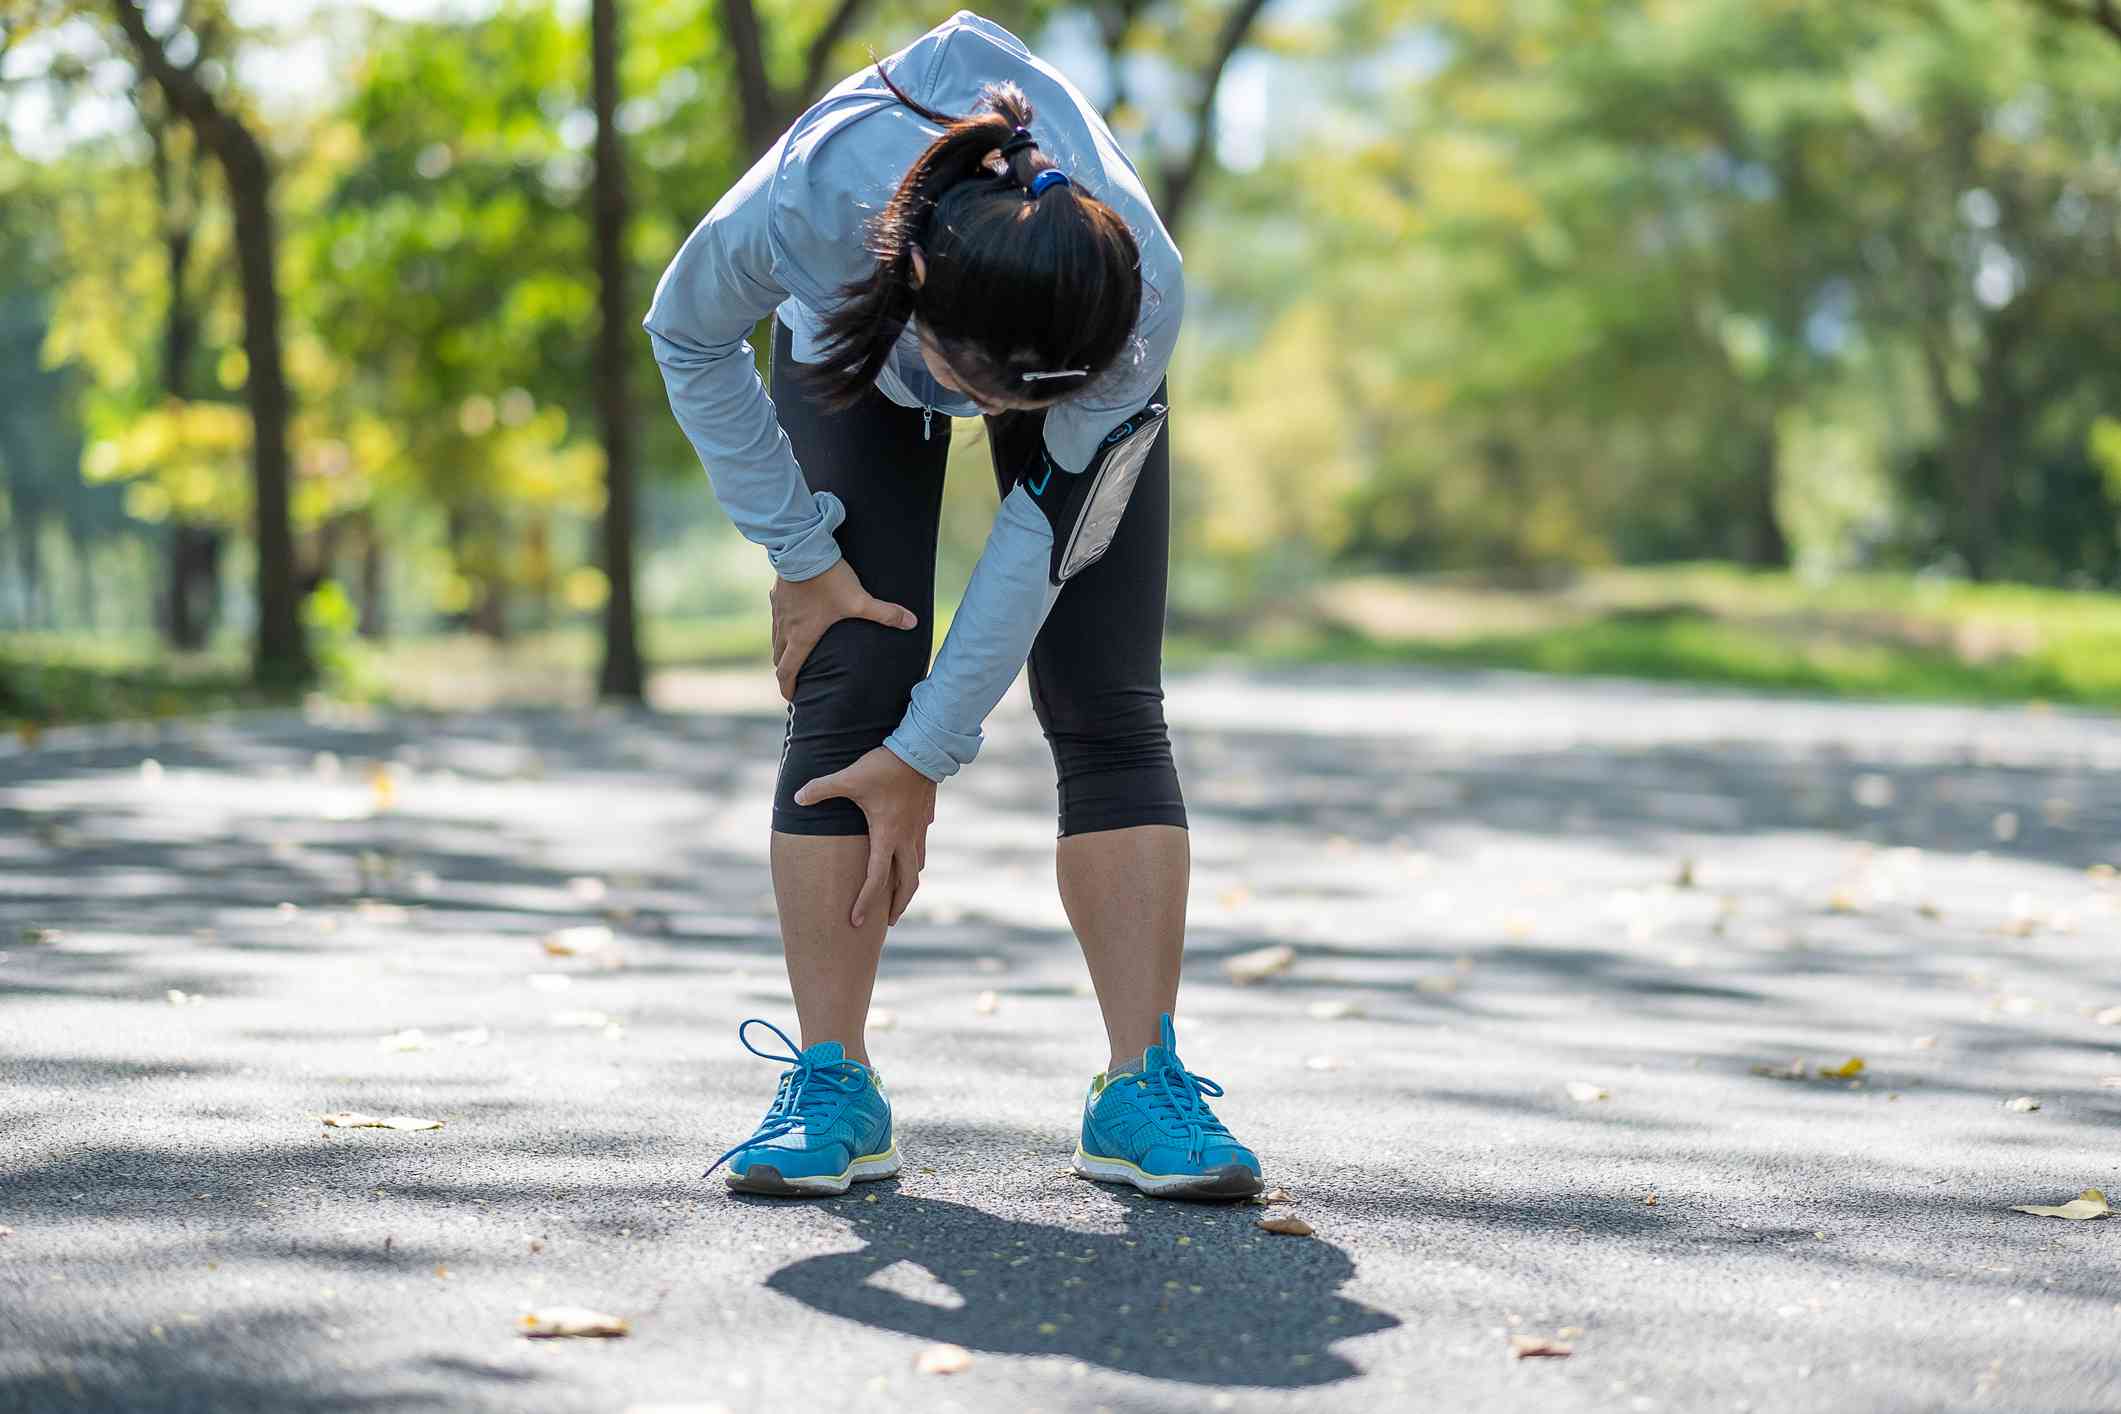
[8,565,2116,725]
[1172,565,2121,707]
[0,639,269,733]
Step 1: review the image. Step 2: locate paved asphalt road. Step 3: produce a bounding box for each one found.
[3,666,2118,1414]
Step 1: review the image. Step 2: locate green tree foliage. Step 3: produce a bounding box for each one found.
[1184,0,2121,587]
[7,0,2121,704]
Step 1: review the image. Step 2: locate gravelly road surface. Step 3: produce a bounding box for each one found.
[3,666,2118,1414]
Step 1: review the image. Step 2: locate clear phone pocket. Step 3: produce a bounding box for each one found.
[1052,405,1166,583]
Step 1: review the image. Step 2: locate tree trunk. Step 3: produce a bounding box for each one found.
[72,528,98,632]
[223,137,307,683]
[357,516,386,640]
[15,517,45,630]
[152,117,224,652]
[110,0,310,687]
[1740,426,1790,568]
[593,0,645,700]
[716,0,875,158]
[716,0,780,156]
[1156,0,1270,234]
[165,524,222,650]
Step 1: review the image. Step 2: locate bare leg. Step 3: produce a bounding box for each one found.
[1056,824,1190,1071]
[770,832,889,1067]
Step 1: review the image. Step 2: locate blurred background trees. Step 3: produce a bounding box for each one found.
[1,0,2118,717]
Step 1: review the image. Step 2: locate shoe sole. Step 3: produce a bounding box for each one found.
[725,1142,900,1198]
[1071,1146,1264,1200]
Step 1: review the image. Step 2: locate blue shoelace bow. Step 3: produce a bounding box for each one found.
[702,1018,870,1179]
[1128,1015,1235,1164]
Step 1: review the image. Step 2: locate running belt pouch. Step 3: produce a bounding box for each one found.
[1031,402,1168,586]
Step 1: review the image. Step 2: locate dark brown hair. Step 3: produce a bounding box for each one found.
[807,69,1144,410]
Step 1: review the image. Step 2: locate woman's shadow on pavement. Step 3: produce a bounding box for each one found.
[760,1181,1398,1387]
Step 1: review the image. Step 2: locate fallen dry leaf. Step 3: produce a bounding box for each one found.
[1306,1000,1362,1021]
[1750,1058,1807,1080]
[1911,1035,1938,1050]
[2004,1096,2041,1112]
[550,1010,615,1029]
[1819,1057,1865,1080]
[1254,1187,1295,1205]
[321,1113,443,1132]
[914,1342,972,1375]
[165,989,203,1007]
[544,925,615,958]
[1565,1081,1610,1104]
[1224,944,1295,986]
[1256,1215,1314,1236]
[973,990,1000,1015]
[2010,1188,2109,1221]
[1510,1335,1574,1359]
[521,1307,629,1338]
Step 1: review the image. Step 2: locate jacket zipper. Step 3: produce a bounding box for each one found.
[923,403,934,441]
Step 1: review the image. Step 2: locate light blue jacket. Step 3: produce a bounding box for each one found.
[643,10,1183,783]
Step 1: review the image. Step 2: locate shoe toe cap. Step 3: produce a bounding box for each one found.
[1134,1139,1260,1179]
[730,1138,851,1180]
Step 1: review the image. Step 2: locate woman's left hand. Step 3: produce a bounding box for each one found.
[794,746,938,929]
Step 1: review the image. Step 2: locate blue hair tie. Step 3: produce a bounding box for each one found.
[1028,169,1071,198]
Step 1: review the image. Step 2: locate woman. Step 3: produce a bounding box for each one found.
[645,10,1260,1201]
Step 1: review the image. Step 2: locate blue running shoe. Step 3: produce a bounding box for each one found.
[703,1018,899,1197]
[1073,1012,1263,1200]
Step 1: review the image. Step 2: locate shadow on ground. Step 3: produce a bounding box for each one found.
[762,1183,1397,1387]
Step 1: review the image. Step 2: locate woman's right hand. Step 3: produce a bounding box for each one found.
[770,559,918,702]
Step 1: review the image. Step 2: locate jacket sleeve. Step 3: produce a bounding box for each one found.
[882,483,1062,781]
[642,144,846,582]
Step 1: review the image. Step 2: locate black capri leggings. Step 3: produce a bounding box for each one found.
[768,318,1186,839]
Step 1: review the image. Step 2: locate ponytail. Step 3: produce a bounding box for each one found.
[806,67,1143,411]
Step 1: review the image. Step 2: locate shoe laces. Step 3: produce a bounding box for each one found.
[1126,1015,1234,1165]
[702,1018,870,1178]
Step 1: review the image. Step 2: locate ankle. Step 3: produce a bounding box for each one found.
[798,1031,869,1068]
[1106,1049,1147,1077]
